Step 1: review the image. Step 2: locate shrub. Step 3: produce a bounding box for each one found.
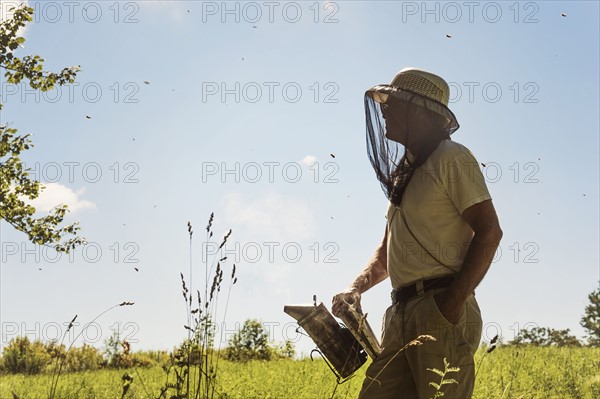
[63,344,103,372]
[130,352,158,368]
[102,331,137,369]
[225,319,272,362]
[224,319,295,362]
[273,340,296,359]
[135,349,170,367]
[1,337,51,374]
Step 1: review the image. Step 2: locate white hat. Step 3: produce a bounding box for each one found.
[365,67,459,133]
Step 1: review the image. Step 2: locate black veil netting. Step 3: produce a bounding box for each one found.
[364,85,460,207]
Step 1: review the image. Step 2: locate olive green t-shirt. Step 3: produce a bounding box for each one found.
[386,139,492,288]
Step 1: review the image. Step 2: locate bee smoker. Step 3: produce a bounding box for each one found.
[284,302,367,381]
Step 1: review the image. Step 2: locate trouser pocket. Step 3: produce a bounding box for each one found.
[404,289,480,398]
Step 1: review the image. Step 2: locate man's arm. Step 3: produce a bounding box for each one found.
[435,199,503,323]
[332,225,389,316]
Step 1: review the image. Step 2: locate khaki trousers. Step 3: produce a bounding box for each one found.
[358,287,482,399]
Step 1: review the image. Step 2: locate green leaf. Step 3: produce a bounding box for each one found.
[427,367,445,377]
[0,3,84,256]
[440,378,459,386]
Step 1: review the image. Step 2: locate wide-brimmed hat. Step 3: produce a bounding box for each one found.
[365,67,459,134]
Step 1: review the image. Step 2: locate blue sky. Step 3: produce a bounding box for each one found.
[0,1,598,357]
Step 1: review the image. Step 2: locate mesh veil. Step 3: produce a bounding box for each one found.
[364,86,460,207]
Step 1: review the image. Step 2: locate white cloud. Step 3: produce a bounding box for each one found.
[218,192,316,299]
[29,183,95,214]
[300,155,317,167]
[222,192,315,242]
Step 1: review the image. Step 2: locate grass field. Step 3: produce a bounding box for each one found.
[2,346,599,399]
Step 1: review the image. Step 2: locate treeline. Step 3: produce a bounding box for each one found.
[510,285,600,348]
[0,336,169,375]
[0,319,295,375]
[510,327,585,347]
[2,284,597,375]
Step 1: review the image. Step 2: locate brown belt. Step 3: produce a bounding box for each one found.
[391,276,456,305]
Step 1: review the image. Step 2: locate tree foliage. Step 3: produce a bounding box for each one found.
[102,330,149,369]
[0,3,84,253]
[0,336,50,374]
[225,319,272,361]
[0,335,159,375]
[225,319,295,362]
[509,326,581,347]
[580,285,600,347]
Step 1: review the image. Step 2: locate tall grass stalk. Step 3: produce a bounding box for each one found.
[48,301,134,399]
[48,314,77,398]
[157,213,237,399]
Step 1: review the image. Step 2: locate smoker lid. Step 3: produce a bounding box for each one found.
[283,304,315,321]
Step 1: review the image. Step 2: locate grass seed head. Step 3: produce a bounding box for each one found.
[218,229,232,249]
[67,315,78,331]
[206,212,214,232]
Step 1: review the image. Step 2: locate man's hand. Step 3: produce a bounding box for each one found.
[433,290,464,325]
[332,288,362,317]
[432,200,501,325]
[331,224,388,318]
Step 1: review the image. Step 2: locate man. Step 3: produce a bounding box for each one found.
[332,68,502,399]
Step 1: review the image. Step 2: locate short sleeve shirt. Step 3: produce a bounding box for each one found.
[386,139,492,289]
